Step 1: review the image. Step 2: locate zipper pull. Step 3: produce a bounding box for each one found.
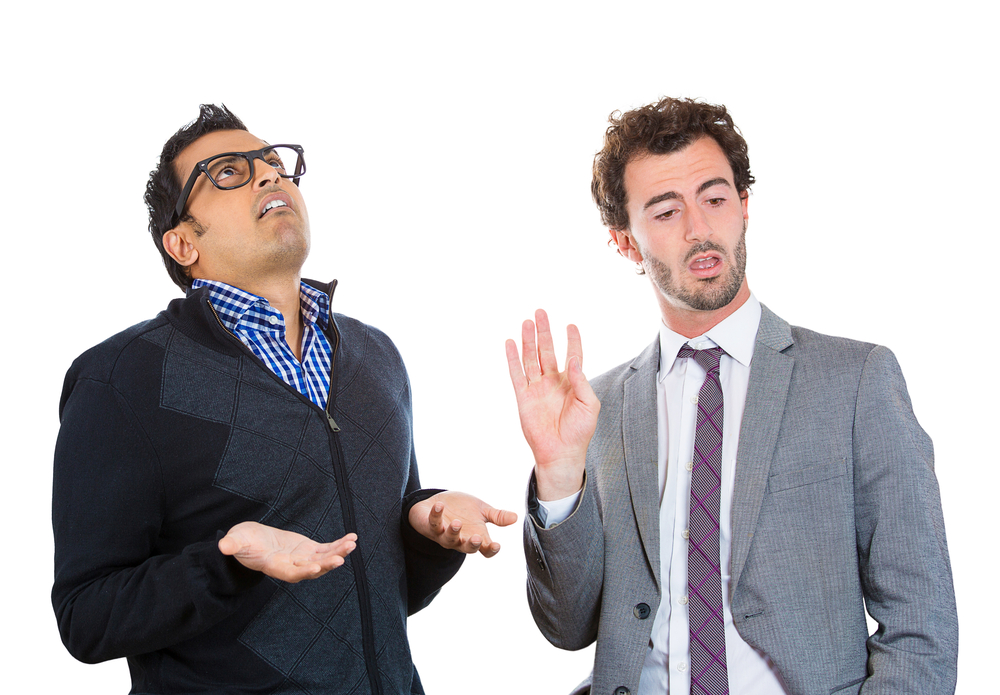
[326,413,341,432]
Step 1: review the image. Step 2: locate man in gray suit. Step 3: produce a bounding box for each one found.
[505,98,958,695]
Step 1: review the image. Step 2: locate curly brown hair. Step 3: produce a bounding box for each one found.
[591,97,755,231]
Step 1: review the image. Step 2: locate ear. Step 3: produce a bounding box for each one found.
[162,227,199,268]
[609,229,643,263]
[740,191,750,224]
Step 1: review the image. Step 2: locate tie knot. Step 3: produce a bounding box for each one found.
[677,344,724,374]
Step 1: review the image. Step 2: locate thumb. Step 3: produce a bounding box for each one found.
[485,507,519,527]
[218,534,241,556]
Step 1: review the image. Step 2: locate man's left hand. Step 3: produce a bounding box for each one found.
[408,491,517,558]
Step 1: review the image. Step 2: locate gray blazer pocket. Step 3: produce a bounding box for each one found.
[767,458,847,492]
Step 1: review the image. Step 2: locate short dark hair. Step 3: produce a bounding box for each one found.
[144,104,248,290]
[591,97,755,231]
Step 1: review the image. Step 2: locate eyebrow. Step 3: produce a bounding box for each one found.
[209,155,244,167]
[642,177,733,210]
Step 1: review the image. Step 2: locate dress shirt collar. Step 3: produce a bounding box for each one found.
[657,293,762,381]
[189,279,330,334]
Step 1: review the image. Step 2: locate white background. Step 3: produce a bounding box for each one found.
[3,1,996,692]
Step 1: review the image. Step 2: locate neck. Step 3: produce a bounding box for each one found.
[658,282,751,339]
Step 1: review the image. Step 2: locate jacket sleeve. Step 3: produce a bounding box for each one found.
[854,347,958,693]
[399,478,465,614]
[51,376,262,664]
[523,470,604,651]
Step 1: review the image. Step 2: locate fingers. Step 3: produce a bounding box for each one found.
[520,319,540,382]
[428,503,445,534]
[285,533,358,582]
[534,309,559,375]
[446,518,463,542]
[510,310,580,389]
[326,532,358,559]
[505,339,528,392]
[567,354,599,407]
[566,323,583,369]
[479,540,502,559]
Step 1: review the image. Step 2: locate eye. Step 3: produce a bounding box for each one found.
[216,166,238,181]
[655,208,679,221]
[265,156,287,173]
[706,197,726,206]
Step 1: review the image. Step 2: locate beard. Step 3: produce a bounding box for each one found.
[641,225,747,312]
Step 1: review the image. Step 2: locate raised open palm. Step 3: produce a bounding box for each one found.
[505,309,600,500]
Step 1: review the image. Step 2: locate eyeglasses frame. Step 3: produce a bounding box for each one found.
[171,144,306,229]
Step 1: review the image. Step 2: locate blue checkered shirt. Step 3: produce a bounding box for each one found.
[191,279,333,409]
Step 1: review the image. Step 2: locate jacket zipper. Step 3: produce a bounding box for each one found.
[205,296,384,695]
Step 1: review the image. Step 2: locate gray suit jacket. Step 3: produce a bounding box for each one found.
[524,305,957,695]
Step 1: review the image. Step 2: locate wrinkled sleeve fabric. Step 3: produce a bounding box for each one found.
[51,375,262,664]
[854,346,958,693]
[523,470,604,651]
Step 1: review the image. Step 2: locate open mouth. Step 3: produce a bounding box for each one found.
[688,253,723,277]
[260,200,287,218]
[258,193,293,219]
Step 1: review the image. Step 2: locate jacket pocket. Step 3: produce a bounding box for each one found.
[767,457,847,493]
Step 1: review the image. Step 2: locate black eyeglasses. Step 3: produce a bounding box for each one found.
[171,144,306,228]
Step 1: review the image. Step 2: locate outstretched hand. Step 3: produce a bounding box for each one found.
[219,522,357,583]
[505,309,600,500]
[409,491,518,558]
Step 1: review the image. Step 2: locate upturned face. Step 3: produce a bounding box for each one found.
[168,129,310,287]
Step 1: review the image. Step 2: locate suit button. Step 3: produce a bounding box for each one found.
[614,688,631,695]
[633,603,651,619]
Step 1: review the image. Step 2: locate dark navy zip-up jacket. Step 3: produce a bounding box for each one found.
[52,279,463,694]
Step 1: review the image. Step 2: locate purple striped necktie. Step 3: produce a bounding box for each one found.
[678,344,728,695]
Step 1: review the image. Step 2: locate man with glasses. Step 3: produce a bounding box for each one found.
[52,104,513,694]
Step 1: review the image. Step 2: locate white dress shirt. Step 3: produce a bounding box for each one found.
[538,294,788,695]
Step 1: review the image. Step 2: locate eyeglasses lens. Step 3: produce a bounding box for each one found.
[205,146,303,189]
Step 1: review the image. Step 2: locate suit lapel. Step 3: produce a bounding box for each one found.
[622,337,662,592]
[730,305,794,594]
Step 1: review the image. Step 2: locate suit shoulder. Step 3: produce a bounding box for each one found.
[788,324,879,365]
[589,356,639,400]
[589,336,658,398]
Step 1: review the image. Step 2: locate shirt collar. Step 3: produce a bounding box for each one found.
[190,279,330,333]
[657,293,762,380]
[299,281,330,330]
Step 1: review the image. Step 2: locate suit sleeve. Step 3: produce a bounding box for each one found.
[51,376,262,664]
[854,346,958,693]
[523,469,605,650]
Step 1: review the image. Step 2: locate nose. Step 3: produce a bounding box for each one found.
[253,155,282,188]
[685,207,713,244]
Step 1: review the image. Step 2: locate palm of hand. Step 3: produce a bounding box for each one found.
[409,491,518,558]
[506,309,600,469]
[514,360,599,465]
[219,521,357,583]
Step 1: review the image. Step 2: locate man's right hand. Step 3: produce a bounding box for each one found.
[219,522,357,583]
[505,309,601,501]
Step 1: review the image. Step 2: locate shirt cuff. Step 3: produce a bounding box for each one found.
[536,489,583,529]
